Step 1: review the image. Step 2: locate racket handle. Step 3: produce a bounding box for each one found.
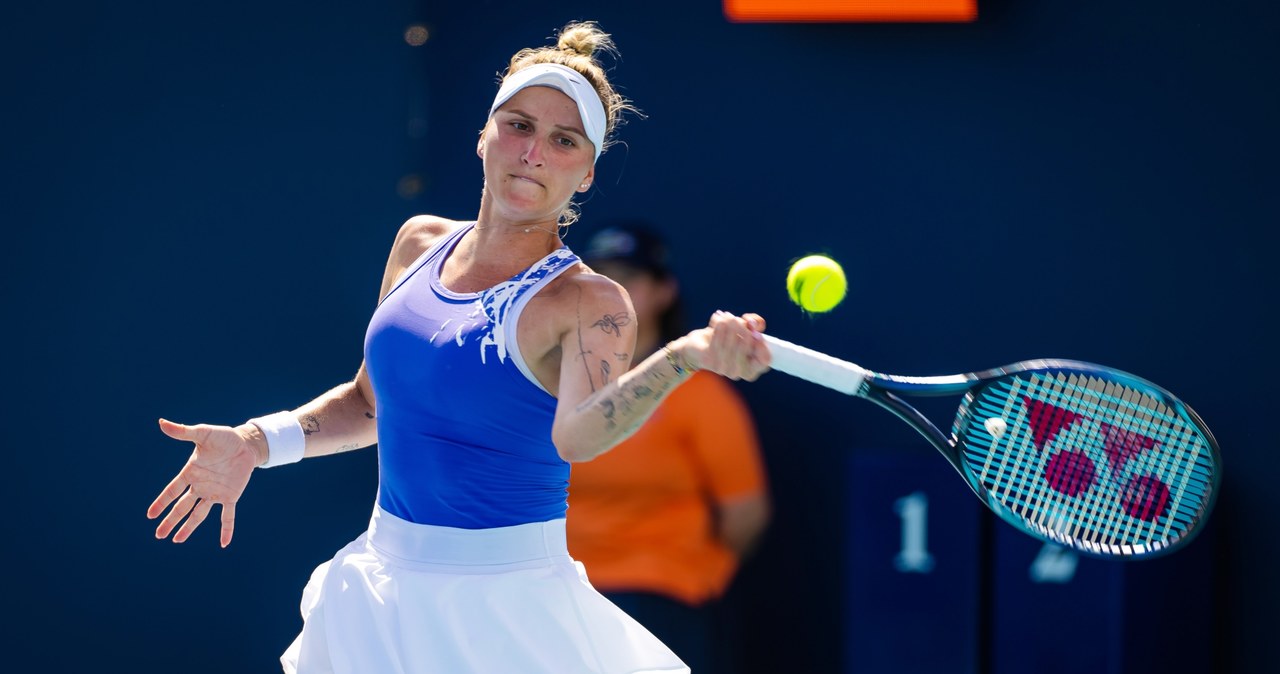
[763,334,868,396]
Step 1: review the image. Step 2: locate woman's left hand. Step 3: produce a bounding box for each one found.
[679,311,771,382]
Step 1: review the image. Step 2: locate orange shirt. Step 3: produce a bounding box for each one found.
[567,371,768,606]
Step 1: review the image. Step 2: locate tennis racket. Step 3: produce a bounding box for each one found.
[763,334,1220,559]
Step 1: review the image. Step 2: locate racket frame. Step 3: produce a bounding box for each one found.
[763,334,1221,559]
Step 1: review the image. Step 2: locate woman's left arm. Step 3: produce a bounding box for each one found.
[550,274,769,462]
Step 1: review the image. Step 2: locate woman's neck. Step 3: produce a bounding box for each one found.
[465,202,563,271]
[474,193,564,249]
[440,219,561,294]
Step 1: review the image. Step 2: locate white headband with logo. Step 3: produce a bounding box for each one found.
[488,63,607,161]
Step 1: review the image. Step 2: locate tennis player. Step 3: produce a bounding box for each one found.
[146,20,771,673]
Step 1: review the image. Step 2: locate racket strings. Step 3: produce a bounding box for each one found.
[960,371,1215,556]
[1037,377,1209,553]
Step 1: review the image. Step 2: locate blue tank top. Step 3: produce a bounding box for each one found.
[363,223,580,528]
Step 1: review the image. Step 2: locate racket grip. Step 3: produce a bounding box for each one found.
[763,334,868,396]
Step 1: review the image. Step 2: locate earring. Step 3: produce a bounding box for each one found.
[580,183,590,189]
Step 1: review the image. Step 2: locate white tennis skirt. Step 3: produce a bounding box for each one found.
[280,506,689,674]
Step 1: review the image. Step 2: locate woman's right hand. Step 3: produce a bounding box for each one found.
[147,418,263,548]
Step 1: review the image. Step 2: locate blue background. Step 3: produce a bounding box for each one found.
[5,0,1275,671]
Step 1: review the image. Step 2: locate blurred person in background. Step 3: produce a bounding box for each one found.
[570,223,773,674]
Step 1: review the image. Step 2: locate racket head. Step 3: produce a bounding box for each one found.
[951,360,1220,559]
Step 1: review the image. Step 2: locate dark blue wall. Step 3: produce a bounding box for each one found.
[7,1,1276,671]
[8,1,422,669]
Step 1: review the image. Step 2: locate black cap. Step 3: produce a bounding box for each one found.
[579,224,673,278]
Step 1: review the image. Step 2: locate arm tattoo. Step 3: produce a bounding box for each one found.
[573,288,629,393]
[300,414,320,436]
[575,326,597,392]
[575,366,672,434]
[568,290,674,434]
[592,312,631,337]
[598,399,617,430]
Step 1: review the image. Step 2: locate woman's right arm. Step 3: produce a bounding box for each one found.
[147,215,455,547]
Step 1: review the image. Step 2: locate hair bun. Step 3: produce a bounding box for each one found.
[556,22,604,57]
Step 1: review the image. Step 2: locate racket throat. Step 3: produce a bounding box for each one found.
[870,390,968,475]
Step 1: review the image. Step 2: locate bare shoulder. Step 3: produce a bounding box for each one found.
[392,215,462,264]
[522,264,634,351]
[377,215,464,299]
[519,264,638,395]
[544,263,632,315]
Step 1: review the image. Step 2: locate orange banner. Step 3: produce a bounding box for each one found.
[724,0,976,22]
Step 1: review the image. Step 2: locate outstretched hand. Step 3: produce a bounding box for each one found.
[147,418,261,548]
[682,311,771,382]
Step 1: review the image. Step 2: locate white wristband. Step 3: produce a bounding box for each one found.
[249,411,305,468]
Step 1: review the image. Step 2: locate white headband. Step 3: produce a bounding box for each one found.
[488,63,607,161]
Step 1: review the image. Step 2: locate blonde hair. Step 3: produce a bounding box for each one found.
[502,21,637,157]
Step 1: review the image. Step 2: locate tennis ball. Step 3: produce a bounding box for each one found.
[787,255,847,313]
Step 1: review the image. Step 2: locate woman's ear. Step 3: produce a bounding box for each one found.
[577,165,595,193]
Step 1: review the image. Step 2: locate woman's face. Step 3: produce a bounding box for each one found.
[479,85,596,220]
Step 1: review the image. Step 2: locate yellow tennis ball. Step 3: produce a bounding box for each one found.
[787,255,847,313]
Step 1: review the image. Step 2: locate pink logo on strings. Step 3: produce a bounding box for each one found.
[1021,397,1171,522]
